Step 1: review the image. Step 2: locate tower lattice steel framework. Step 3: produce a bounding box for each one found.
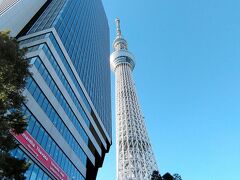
[110,18,158,180]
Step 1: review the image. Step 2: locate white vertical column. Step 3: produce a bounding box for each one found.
[114,63,158,180]
[111,18,159,180]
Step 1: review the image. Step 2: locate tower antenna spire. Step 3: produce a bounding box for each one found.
[115,18,121,37]
[110,19,158,179]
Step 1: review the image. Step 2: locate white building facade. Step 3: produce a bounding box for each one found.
[0,0,47,36]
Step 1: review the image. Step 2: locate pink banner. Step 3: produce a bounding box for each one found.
[11,131,67,180]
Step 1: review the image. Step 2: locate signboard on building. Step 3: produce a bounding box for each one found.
[11,131,67,180]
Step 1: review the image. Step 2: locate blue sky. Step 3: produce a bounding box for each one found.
[97,0,240,179]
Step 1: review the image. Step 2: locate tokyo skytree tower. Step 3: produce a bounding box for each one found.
[110,18,158,180]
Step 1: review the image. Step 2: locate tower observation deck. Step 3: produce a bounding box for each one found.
[110,18,158,180]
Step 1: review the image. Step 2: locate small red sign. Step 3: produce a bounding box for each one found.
[12,131,67,180]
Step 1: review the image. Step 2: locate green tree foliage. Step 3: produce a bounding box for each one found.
[162,172,174,180]
[0,31,31,179]
[151,170,162,180]
[161,172,182,180]
[173,173,182,180]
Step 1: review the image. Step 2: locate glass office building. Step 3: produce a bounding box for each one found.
[1,0,112,179]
